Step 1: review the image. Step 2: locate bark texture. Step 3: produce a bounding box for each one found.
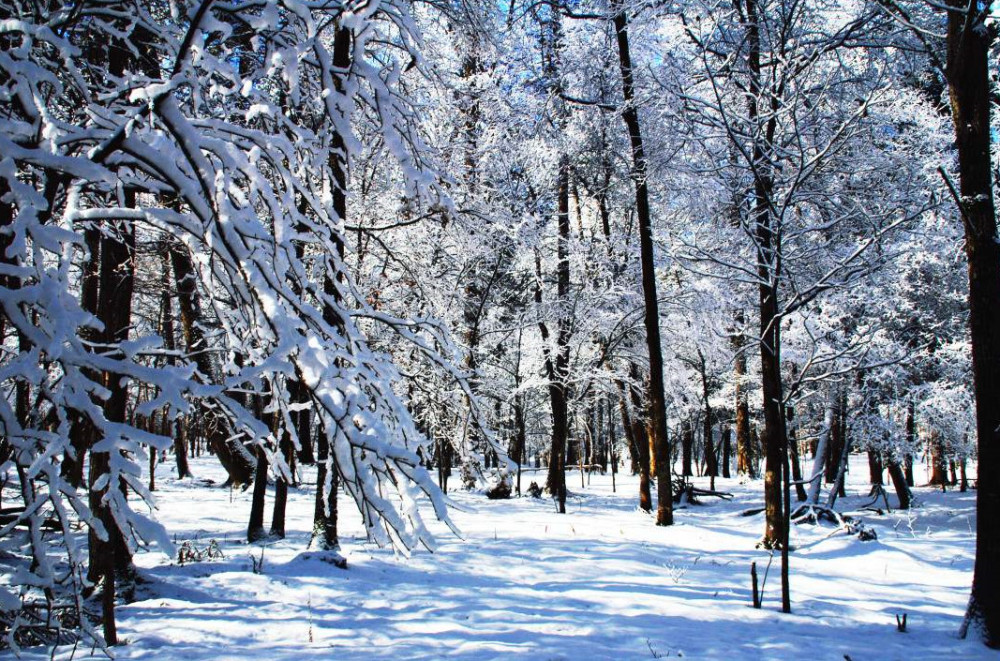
[944,1,1000,645]
[613,0,673,525]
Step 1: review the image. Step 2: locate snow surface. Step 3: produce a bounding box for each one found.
[28,455,990,660]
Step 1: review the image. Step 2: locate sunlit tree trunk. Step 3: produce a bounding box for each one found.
[744,0,787,548]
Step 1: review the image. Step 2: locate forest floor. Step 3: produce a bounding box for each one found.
[33,455,988,660]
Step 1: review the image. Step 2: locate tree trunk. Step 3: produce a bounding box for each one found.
[314,274,342,548]
[159,253,190,479]
[944,24,1000,641]
[88,185,137,642]
[887,459,911,510]
[733,322,754,478]
[536,176,571,512]
[290,377,315,466]
[904,398,915,487]
[736,0,788,549]
[700,351,717,487]
[928,430,949,486]
[617,377,651,511]
[837,389,848,498]
[170,241,255,486]
[721,425,732,478]
[612,2,673,524]
[313,428,339,550]
[551,156,572,509]
[607,399,617,485]
[825,391,844,485]
[781,421,791,613]
[868,451,884,486]
[247,444,269,542]
[758,291,787,549]
[826,421,851,510]
[270,415,294,538]
[681,418,693,477]
[64,225,101,488]
[808,400,834,504]
[513,394,526,496]
[786,406,806,501]
[596,399,607,473]
[311,24,353,551]
[437,437,452,493]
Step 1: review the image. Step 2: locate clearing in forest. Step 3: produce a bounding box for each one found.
[26,455,986,661]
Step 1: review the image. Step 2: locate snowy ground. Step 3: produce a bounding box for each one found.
[31,455,990,660]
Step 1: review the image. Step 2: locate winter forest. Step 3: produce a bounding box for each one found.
[1,0,999,658]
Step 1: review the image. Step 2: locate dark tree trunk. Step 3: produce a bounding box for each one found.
[64,226,101,488]
[904,398,915,487]
[887,459,911,510]
[781,427,791,612]
[721,425,732,478]
[313,429,339,550]
[437,437,452,494]
[596,399,607,473]
[825,391,844,484]
[699,351,717,487]
[608,404,618,492]
[536,169,571,512]
[88,184,137,643]
[270,418,294,538]
[287,199,315,469]
[314,276,342,548]
[613,2,673,525]
[868,451,884,486]
[159,254,190,479]
[826,415,852,510]
[681,419,694,477]
[311,24,353,552]
[513,395,526,495]
[170,241,255,486]
[550,158,571,511]
[290,377,315,466]
[944,26,1000,641]
[247,445,269,542]
[629,371,654,511]
[704,414,717,481]
[751,426,761,477]
[745,0,786,548]
[786,406,806,501]
[837,389,848,498]
[0,179,11,354]
[758,291,787,549]
[148,422,158,493]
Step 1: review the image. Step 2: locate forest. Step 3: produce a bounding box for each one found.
[0,0,997,658]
